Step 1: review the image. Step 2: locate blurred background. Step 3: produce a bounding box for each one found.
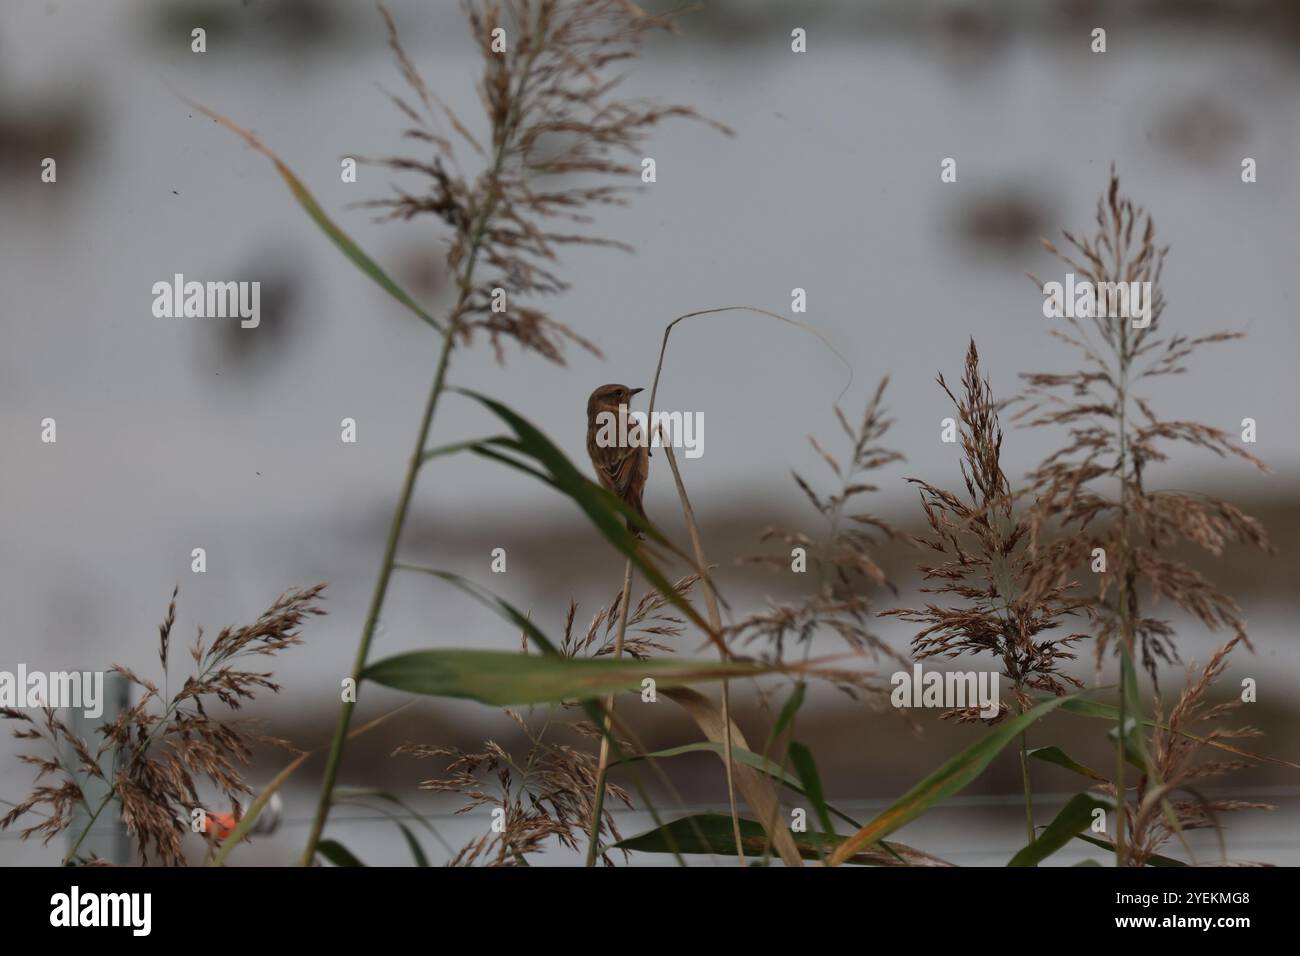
[2,0,1298,865]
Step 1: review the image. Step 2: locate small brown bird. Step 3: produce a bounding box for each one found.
[586,383,650,536]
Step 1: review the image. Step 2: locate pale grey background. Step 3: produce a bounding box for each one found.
[2,0,1297,865]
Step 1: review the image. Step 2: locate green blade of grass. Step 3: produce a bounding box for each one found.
[336,789,449,840]
[614,814,951,867]
[1027,745,1108,781]
[395,823,430,867]
[827,693,1077,866]
[363,648,775,706]
[1107,719,1147,771]
[1008,792,1116,867]
[334,787,455,856]
[1117,640,1149,770]
[317,839,366,867]
[788,741,835,838]
[420,439,488,462]
[615,741,861,828]
[391,565,562,656]
[764,682,807,753]
[1073,833,1187,867]
[192,102,442,332]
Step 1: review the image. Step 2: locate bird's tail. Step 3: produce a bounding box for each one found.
[626,503,647,539]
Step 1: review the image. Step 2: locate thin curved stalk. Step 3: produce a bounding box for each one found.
[659,442,743,863]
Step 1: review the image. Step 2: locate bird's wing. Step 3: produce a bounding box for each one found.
[599,445,645,507]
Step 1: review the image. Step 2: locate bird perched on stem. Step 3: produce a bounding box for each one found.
[586,383,650,536]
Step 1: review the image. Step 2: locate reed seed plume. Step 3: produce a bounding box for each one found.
[885,340,1089,719]
[560,573,700,661]
[1125,636,1273,866]
[396,716,631,867]
[362,0,730,365]
[735,378,906,674]
[1017,168,1274,680]
[2,585,323,866]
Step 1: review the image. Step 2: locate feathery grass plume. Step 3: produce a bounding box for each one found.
[559,573,699,661]
[396,708,632,866]
[1018,168,1272,681]
[0,707,93,847]
[363,0,729,364]
[2,585,323,866]
[1124,636,1273,866]
[735,379,906,674]
[883,340,1090,721]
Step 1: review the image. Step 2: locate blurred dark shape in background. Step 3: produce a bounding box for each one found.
[149,0,354,57]
[199,256,302,380]
[952,188,1053,257]
[933,3,1010,69]
[392,243,453,309]
[631,0,1300,49]
[0,99,90,199]
[1155,95,1248,166]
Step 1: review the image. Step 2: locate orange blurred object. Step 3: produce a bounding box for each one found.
[199,793,282,842]
[202,812,239,841]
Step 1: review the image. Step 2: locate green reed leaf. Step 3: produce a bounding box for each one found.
[1009,792,1116,867]
[1073,833,1187,867]
[615,741,861,829]
[788,741,835,839]
[395,823,429,867]
[1028,745,1107,781]
[193,102,442,332]
[363,648,774,706]
[317,839,366,867]
[827,693,1078,866]
[615,814,948,866]
[765,681,807,752]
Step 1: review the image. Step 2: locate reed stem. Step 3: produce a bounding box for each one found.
[1019,732,1035,845]
[299,319,457,866]
[585,556,634,866]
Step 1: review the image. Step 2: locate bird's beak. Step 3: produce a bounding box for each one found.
[629,387,644,396]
